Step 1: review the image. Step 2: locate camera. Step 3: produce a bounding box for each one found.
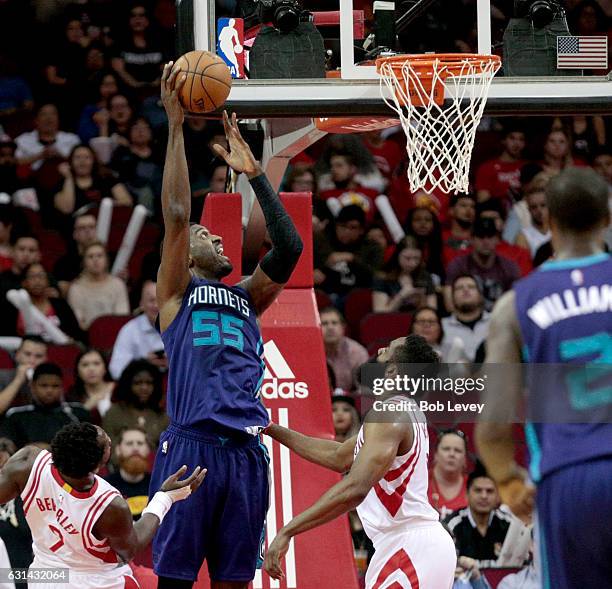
[258,0,303,33]
[514,0,561,28]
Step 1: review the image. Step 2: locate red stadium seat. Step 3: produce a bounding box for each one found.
[359,312,412,346]
[344,288,373,338]
[483,568,521,588]
[0,348,14,369]
[106,206,136,253]
[38,230,68,273]
[314,289,332,310]
[88,315,132,354]
[47,344,82,391]
[366,338,390,357]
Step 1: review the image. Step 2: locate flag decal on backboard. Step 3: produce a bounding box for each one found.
[557,36,608,69]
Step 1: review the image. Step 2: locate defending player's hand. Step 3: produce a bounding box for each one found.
[161,61,187,126]
[212,111,261,177]
[160,464,207,501]
[263,529,289,580]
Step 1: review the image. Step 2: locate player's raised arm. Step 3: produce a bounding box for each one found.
[94,464,206,562]
[264,420,410,580]
[213,112,303,315]
[0,445,42,504]
[157,62,191,329]
[475,290,535,519]
[265,423,356,473]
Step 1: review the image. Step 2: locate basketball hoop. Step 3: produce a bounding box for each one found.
[376,53,501,194]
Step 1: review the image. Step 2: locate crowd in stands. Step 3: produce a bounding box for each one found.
[0,1,610,587]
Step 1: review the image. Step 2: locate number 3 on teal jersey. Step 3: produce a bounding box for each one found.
[192,311,244,351]
[560,332,612,410]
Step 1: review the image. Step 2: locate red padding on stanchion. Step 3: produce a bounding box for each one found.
[279,192,313,289]
[201,192,242,285]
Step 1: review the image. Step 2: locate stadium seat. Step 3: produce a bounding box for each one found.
[0,348,14,369]
[344,288,373,338]
[106,206,137,253]
[483,568,521,588]
[88,315,132,354]
[38,230,68,273]
[47,344,82,391]
[359,312,412,346]
[366,338,390,357]
[314,289,332,310]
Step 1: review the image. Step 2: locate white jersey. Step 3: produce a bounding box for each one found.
[21,450,127,574]
[354,408,438,544]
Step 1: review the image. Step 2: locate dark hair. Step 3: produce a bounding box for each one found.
[449,193,476,208]
[18,334,47,350]
[68,144,103,180]
[590,144,612,164]
[51,423,104,478]
[467,462,494,491]
[320,306,345,324]
[336,204,366,226]
[392,334,440,366]
[384,235,426,281]
[436,428,468,452]
[404,207,444,278]
[11,232,39,247]
[70,349,112,402]
[329,150,355,167]
[546,167,609,233]
[115,360,163,411]
[32,362,63,382]
[476,199,506,221]
[501,121,526,138]
[410,306,444,345]
[569,0,608,32]
[285,166,316,193]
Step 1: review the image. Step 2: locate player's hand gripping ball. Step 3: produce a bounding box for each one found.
[174,50,232,113]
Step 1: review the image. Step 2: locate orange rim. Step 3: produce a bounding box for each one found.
[376,53,501,75]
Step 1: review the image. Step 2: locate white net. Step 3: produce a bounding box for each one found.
[378,55,501,194]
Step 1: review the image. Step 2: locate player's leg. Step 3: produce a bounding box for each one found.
[536,457,612,589]
[150,428,217,585]
[207,439,269,586]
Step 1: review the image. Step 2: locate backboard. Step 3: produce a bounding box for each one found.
[183,0,612,117]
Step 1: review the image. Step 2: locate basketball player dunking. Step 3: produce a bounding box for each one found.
[152,64,303,588]
[0,423,205,589]
[476,167,612,588]
[264,335,456,588]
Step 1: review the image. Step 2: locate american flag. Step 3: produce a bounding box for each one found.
[557,36,608,69]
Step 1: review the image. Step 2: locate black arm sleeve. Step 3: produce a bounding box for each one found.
[249,173,304,284]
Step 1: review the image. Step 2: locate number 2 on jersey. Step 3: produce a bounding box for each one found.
[192,311,244,351]
[560,332,612,410]
[48,524,64,552]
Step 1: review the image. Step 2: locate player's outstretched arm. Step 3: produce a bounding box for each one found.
[266,423,356,473]
[264,420,409,580]
[213,112,303,315]
[0,445,42,504]
[475,291,534,520]
[157,62,191,331]
[95,465,206,562]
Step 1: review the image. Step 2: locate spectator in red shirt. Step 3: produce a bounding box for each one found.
[429,429,469,519]
[477,201,532,276]
[445,218,521,312]
[442,193,476,268]
[318,151,378,221]
[475,124,526,207]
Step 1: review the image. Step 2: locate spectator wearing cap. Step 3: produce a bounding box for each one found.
[429,430,469,519]
[14,104,80,172]
[445,218,520,312]
[0,362,91,448]
[444,471,513,568]
[109,281,165,380]
[0,335,47,414]
[314,205,383,297]
[442,194,476,268]
[332,395,360,442]
[475,125,526,207]
[321,307,369,393]
[441,275,490,362]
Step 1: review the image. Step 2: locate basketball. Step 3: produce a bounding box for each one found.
[175,50,232,114]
